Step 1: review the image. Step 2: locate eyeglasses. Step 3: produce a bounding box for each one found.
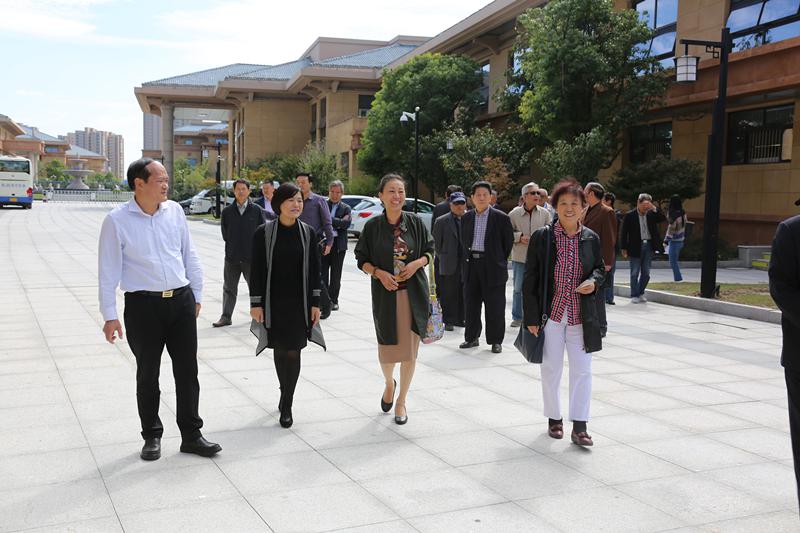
[525,191,540,196]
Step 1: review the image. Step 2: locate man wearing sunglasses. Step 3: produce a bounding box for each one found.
[508,181,552,328]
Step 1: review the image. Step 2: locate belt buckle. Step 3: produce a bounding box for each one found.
[161,290,174,298]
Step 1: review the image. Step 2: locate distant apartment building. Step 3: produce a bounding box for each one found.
[65,127,125,178]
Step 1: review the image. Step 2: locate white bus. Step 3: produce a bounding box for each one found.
[0,156,34,209]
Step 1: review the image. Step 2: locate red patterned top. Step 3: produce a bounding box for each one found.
[550,221,582,326]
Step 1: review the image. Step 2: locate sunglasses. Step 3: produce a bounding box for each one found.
[525,191,540,196]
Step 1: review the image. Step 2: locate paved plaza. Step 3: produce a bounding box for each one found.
[0,202,796,532]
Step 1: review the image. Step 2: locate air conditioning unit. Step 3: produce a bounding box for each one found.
[357,109,370,118]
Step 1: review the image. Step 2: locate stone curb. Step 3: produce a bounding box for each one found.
[186,216,221,225]
[614,285,781,324]
[615,259,746,269]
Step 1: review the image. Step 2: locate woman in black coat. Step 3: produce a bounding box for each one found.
[250,183,321,428]
[523,179,605,446]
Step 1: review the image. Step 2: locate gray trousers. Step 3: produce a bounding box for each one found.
[222,259,251,319]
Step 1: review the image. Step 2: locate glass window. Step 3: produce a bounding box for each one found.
[358,94,374,114]
[477,63,491,115]
[656,0,678,27]
[310,103,317,133]
[634,0,677,66]
[650,31,676,56]
[727,104,794,164]
[630,121,673,164]
[184,139,193,145]
[728,0,800,51]
[636,0,656,25]
[761,0,800,24]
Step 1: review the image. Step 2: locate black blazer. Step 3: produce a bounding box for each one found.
[522,225,606,353]
[460,207,514,284]
[769,214,800,370]
[432,212,464,276]
[327,200,352,252]
[431,200,450,229]
[620,208,667,257]
[220,202,267,262]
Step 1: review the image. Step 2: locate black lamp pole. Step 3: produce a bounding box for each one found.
[680,27,732,298]
[214,141,222,220]
[414,106,420,214]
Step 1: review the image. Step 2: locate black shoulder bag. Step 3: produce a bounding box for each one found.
[514,226,552,364]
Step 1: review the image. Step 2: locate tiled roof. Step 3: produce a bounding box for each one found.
[143,63,269,87]
[143,43,419,86]
[229,58,312,81]
[17,124,68,144]
[67,145,105,158]
[316,44,417,68]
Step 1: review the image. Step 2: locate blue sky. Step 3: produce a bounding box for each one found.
[0,0,492,169]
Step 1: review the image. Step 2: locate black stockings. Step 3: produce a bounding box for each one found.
[274,349,301,409]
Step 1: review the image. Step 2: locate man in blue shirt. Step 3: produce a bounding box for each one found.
[296,172,334,318]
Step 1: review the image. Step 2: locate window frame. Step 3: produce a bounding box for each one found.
[726,103,794,165]
[728,0,800,52]
[633,0,678,67]
[629,121,673,164]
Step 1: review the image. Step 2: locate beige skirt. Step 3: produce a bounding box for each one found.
[378,289,420,364]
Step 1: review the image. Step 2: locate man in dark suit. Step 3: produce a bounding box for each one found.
[214,179,267,327]
[432,192,467,331]
[431,184,462,228]
[459,181,514,353]
[620,193,666,303]
[254,180,277,220]
[583,182,617,336]
[768,209,800,507]
[323,180,351,313]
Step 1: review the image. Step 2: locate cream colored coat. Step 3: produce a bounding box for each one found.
[509,204,552,263]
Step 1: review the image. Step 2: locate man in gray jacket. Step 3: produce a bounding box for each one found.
[432,192,468,330]
[508,182,552,327]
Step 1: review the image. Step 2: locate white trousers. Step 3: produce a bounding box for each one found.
[541,312,592,422]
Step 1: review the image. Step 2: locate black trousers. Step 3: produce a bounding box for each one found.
[322,249,346,305]
[221,259,251,319]
[124,288,203,440]
[439,271,464,326]
[786,366,800,509]
[464,258,506,344]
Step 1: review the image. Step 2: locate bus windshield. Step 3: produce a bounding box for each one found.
[0,160,31,173]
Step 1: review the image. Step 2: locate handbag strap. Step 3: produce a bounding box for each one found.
[540,225,552,325]
[428,260,436,297]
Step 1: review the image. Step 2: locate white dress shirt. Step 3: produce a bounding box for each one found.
[98,199,203,321]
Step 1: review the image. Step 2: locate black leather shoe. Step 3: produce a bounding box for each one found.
[279,407,293,428]
[331,303,339,311]
[212,317,232,328]
[140,437,161,461]
[320,311,331,320]
[394,405,408,425]
[491,344,502,353]
[180,436,221,457]
[381,379,396,413]
[444,324,454,331]
[459,340,479,349]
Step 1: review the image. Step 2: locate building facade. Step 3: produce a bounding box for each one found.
[65,127,125,178]
[134,0,799,244]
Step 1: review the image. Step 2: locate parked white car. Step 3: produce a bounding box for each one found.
[348,197,434,238]
[189,188,234,215]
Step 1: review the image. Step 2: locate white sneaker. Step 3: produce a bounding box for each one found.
[639,295,648,302]
[631,297,641,304]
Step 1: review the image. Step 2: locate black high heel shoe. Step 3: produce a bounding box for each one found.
[394,404,408,425]
[381,379,397,413]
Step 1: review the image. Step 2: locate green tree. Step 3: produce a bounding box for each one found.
[358,53,483,192]
[172,158,211,200]
[244,144,346,192]
[607,156,704,209]
[39,160,69,188]
[86,171,122,189]
[513,0,669,181]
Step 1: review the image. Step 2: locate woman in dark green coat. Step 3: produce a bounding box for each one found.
[354,174,434,425]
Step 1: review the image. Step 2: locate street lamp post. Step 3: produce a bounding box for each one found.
[400,106,421,213]
[676,28,732,299]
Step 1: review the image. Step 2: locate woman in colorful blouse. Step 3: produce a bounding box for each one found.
[523,179,606,446]
[354,174,434,425]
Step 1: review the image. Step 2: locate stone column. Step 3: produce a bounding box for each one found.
[160,103,174,195]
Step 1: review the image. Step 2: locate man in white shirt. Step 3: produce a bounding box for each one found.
[98,158,221,461]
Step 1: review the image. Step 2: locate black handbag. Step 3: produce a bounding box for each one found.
[515,226,552,364]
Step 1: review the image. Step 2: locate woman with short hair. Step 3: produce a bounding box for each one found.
[523,179,605,446]
[354,173,434,425]
[250,182,321,429]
